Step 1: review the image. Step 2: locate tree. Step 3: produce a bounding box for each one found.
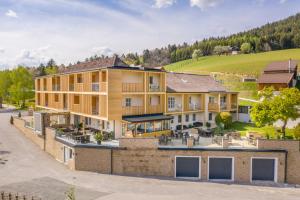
[240,42,252,54]
[192,49,203,60]
[9,66,34,108]
[0,70,12,107]
[215,112,233,129]
[251,87,300,138]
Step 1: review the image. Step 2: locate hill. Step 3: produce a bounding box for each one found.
[164,48,300,76]
[130,13,300,67]
[164,48,300,101]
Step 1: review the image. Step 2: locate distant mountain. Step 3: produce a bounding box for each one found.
[121,13,300,67]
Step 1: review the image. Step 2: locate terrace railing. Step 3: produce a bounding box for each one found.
[122,83,144,92]
[91,83,100,92]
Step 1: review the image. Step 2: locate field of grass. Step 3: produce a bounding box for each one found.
[231,122,294,138]
[165,48,300,76]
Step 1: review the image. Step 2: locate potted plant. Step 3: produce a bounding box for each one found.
[205,122,211,129]
[94,132,103,145]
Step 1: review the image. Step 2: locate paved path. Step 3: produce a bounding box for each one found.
[0,112,299,200]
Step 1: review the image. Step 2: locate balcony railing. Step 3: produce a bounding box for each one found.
[149,84,160,92]
[148,105,162,114]
[220,103,227,110]
[231,103,237,109]
[69,84,74,91]
[208,103,219,111]
[189,103,201,111]
[52,85,60,91]
[100,82,107,92]
[91,83,99,92]
[122,106,144,116]
[92,107,99,115]
[122,83,143,92]
[168,104,182,112]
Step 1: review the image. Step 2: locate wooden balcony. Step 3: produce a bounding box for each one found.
[122,83,144,92]
[122,106,144,116]
[92,107,99,115]
[167,104,182,113]
[148,105,162,114]
[100,82,107,92]
[187,103,202,111]
[91,83,99,92]
[208,103,219,111]
[149,84,161,92]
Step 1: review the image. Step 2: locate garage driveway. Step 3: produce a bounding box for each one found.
[0,112,299,200]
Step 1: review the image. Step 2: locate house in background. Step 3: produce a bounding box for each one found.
[257,59,298,90]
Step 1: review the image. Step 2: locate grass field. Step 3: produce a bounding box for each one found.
[231,122,295,138]
[165,48,300,76]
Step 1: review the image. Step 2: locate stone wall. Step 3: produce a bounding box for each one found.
[13,117,44,150]
[119,138,158,149]
[74,147,111,173]
[258,139,300,184]
[112,149,286,183]
[44,127,74,169]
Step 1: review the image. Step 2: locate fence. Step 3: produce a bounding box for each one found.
[0,191,41,200]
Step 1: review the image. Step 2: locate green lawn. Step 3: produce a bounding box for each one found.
[231,122,294,138]
[165,48,300,76]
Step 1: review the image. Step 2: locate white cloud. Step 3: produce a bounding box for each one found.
[190,0,223,10]
[15,46,51,66]
[154,0,176,8]
[91,46,114,57]
[0,48,5,54]
[5,9,18,18]
[279,0,287,4]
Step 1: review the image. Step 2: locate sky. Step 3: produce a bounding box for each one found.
[0,0,299,69]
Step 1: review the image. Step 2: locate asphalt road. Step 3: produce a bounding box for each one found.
[0,111,299,200]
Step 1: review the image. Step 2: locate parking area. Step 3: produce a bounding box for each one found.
[0,112,300,200]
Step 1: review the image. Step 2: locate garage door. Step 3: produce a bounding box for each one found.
[175,157,200,178]
[252,158,276,181]
[209,157,233,180]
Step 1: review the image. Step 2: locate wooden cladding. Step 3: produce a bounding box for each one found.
[35,70,108,93]
[122,83,144,92]
[122,106,144,116]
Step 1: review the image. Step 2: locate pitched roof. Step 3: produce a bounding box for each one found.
[166,72,227,93]
[59,56,128,74]
[264,60,298,72]
[257,73,294,84]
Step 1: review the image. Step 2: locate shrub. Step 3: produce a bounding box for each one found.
[293,124,300,139]
[206,122,211,128]
[215,112,232,129]
[10,116,14,125]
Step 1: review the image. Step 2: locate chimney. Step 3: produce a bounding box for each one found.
[288,58,291,73]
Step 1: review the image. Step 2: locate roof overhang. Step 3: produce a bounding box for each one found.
[122,114,173,123]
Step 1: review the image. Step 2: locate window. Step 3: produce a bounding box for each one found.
[178,115,182,123]
[54,94,59,102]
[69,148,73,159]
[85,117,91,125]
[209,113,213,121]
[209,96,215,103]
[149,76,154,84]
[125,98,131,107]
[239,106,250,114]
[74,95,80,104]
[220,96,226,104]
[77,74,83,83]
[185,114,189,122]
[193,114,196,121]
[168,97,175,109]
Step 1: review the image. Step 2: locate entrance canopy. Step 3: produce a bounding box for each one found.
[122,114,173,123]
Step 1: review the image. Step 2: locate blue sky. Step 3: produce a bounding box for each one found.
[0,0,299,68]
